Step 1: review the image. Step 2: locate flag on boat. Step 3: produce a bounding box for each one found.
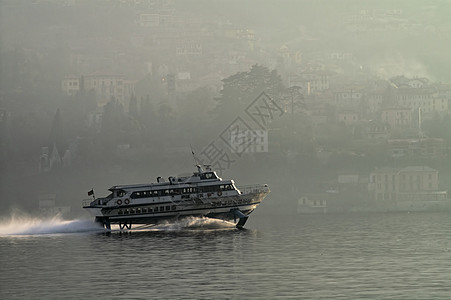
[88,189,94,196]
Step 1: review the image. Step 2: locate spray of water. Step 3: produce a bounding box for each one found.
[0,213,104,236]
[151,216,236,231]
[0,212,236,236]
[108,217,236,233]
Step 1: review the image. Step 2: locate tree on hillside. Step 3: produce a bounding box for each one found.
[100,97,126,147]
[139,95,156,140]
[177,87,217,141]
[212,64,285,125]
[48,108,67,156]
[128,93,139,119]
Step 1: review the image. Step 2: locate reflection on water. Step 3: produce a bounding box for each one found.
[1,212,451,299]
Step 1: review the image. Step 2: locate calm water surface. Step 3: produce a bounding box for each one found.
[1,212,451,299]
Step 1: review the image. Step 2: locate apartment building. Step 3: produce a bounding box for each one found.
[368,166,442,202]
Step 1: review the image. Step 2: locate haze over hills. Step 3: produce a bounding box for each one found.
[1,0,451,217]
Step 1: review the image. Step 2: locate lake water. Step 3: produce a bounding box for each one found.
[1,212,451,299]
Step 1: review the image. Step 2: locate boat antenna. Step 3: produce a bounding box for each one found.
[190,144,201,166]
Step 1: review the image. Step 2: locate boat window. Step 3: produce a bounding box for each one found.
[220,184,233,191]
[165,206,170,211]
[116,190,126,197]
[130,190,157,199]
[200,172,217,180]
[183,187,197,194]
[200,185,221,193]
[124,209,129,214]
[160,206,164,211]
[142,208,147,213]
[136,208,141,214]
[118,210,123,215]
[171,205,176,211]
[130,209,135,214]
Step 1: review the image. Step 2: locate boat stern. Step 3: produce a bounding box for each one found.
[82,199,104,217]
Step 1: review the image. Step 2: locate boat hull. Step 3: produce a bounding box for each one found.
[84,191,268,229]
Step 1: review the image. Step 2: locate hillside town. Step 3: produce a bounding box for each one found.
[1,0,451,216]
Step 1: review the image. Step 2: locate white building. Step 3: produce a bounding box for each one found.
[62,73,135,105]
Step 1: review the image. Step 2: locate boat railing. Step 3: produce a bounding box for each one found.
[237,184,270,195]
[82,198,94,207]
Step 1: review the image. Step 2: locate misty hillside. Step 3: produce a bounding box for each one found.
[1,0,451,217]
